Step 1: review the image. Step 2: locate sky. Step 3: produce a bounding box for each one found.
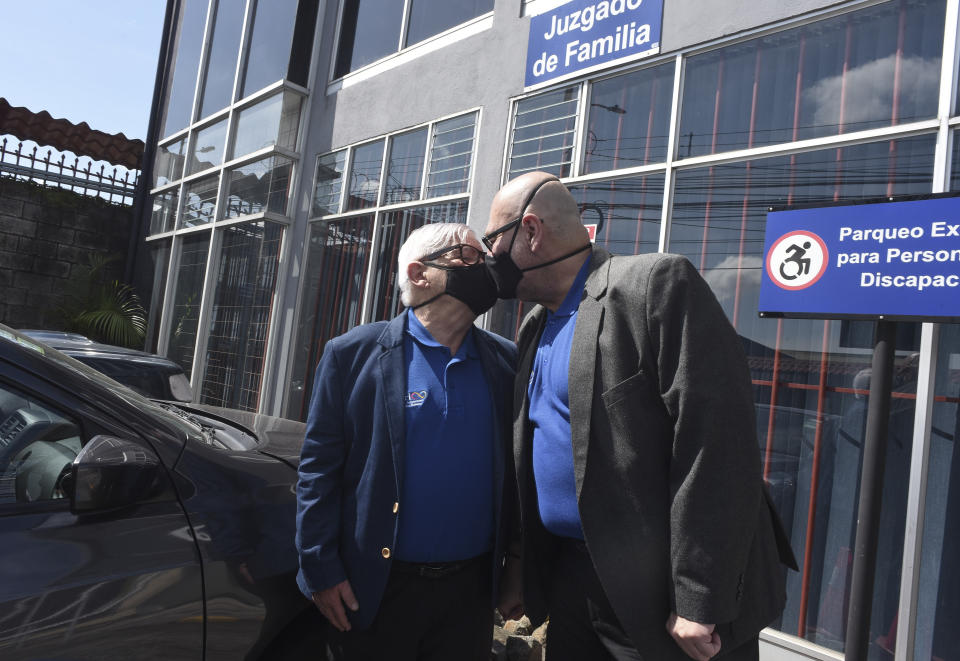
[0,1,167,141]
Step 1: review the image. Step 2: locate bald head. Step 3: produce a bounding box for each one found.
[488,172,586,246]
[485,171,592,310]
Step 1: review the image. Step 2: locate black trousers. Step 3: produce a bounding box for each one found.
[327,555,493,661]
[544,538,759,661]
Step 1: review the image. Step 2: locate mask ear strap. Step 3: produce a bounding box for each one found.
[509,177,560,253]
[411,291,444,310]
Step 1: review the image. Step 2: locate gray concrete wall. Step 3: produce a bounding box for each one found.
[0,178,132,330]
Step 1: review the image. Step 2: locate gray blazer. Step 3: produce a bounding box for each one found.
[513,248,794,659]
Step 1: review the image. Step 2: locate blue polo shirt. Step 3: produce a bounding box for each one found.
[394,309,495,562]
[529,258,592,540]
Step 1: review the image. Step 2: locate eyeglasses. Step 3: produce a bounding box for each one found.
[419,243,484,266]
[481,216,522,252]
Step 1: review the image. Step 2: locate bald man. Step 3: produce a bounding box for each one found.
[486,173,795,661]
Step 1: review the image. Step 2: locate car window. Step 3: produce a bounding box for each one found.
[0,382,83,505]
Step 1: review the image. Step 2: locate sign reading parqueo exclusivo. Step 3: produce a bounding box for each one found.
[759,196,960,321]
[525,0,663,88]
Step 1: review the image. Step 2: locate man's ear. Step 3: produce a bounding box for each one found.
[521,212,544,252]
[407,261,429,289]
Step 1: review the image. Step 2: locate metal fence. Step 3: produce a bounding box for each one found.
[0,136,139,205]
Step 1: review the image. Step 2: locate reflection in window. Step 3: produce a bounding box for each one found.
[285,216,374,420]
[426,113,476,198]
[508,86,579,179]
[242,0,299,96]
[669,134,934,656]
[200,221,284,411]
[585,62,673,173]
[225,156,293,218]
[199,0,246,119]
[145,240,171,354]
[161,0,208,138]
[180,177,220,228]
[679,0,945,158]
[346,140,384,211]
[369,200,468,322]
[384,129,427,204]
[914,323,960,660]
[150,189,179,234]
[405,0,493,46]
[188,119,229,175]
[312,150,346,216]
[569,175,664,256]
[334,0,404,78]
[167,232,211,379]
[154,137,186,187]
[232,92,302,159]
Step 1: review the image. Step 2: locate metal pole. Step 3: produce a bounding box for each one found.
[844,319,897,661]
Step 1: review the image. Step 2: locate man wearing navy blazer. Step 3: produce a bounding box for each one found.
[295,223,516,660]
[486,174,795,661]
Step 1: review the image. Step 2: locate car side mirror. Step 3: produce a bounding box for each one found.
[70,435,163,514]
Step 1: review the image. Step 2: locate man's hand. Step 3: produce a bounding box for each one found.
[497,556,524,621]
[666,612,721,661]
[312,580,359,632]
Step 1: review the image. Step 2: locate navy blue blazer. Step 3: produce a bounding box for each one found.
[295,312,517,630]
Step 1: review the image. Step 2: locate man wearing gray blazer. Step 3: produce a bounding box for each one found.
[485,172,795,661]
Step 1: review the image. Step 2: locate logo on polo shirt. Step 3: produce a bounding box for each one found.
[405,390,428,408]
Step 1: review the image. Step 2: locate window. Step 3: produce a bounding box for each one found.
[312,150,347,216]
[507,86,579,179]
[426,114,476,197]
[188,119,229,176]
[346,140,385,211]
[179,177,220,228]
[584,62,674,173]
[166,232,211,378]
[0,384,82,505]
[225,156,293,218]
[198,0,246,119]
[285,215,374,420]
[200,221,284,411]
[151,189,179,234]
[679,0,946,158]
[242,0,317,96]
[384,129,428,204]
[232,92,302,159]
[334,0,493,78]
[161,0,208,138]
[154,137,186,188]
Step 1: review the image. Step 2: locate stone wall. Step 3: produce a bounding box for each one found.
[0,177,133,330]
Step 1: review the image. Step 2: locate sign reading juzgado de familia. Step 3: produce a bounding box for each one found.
[525,0,663,88]
[759,196,960,322]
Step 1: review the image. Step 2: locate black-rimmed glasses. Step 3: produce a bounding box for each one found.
[481,216,522,251]
[419,243,484,266]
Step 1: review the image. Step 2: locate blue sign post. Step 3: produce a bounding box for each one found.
[759,195,960,321]
[525,0,663,89]
[759,194,960,661]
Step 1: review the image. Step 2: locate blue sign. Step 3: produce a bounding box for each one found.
[759,196,960,321]
[525,0,663,88]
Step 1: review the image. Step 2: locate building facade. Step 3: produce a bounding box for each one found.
[144,0,960,658]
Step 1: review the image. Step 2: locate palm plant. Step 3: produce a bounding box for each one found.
[59,254,147,348]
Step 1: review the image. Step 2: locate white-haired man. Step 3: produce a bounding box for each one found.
[295,223,517,661]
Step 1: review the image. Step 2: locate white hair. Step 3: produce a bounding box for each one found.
[397,223,478,306]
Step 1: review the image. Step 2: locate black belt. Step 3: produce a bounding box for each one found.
[391,552,490,579]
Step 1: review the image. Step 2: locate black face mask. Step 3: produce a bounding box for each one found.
[412,262,499,316]
[486,177,591,300]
